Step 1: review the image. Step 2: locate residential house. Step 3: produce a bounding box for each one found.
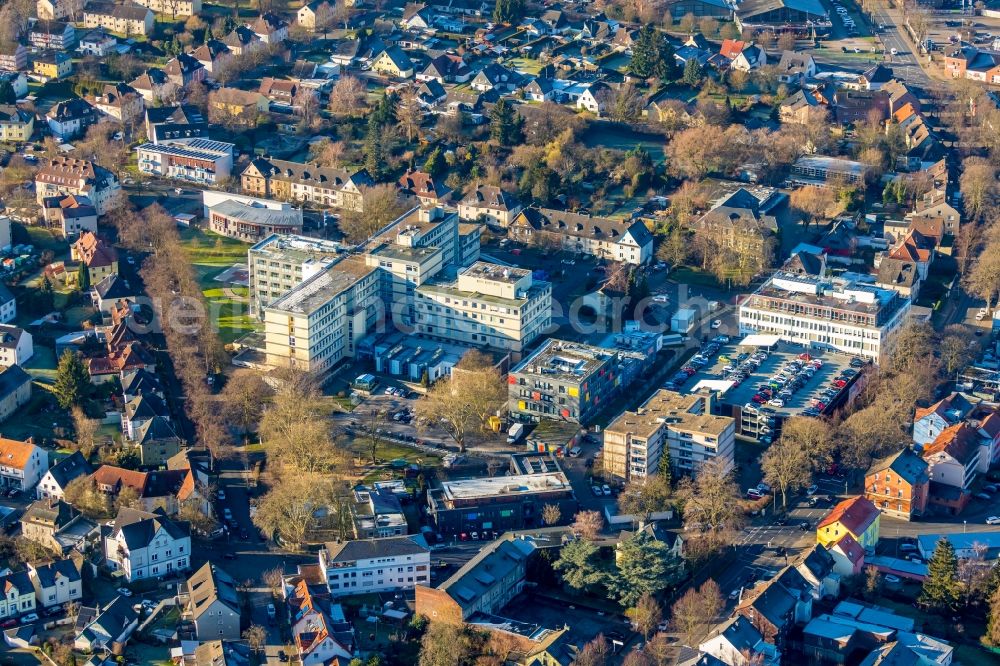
[523,77,556,102]
[284,574,355,664]
[83,2,155,36]
[828,533,866,578]
[29,559,83,609]
[46,98,98,141]
[833,88,890,124]
[259,77,301,106]
[886,229,934,281]
[734,566,813,648]
[794,545,841,600]
[208,87,269,123]
[136,138,234,185]
[74,596,139,652]
[163,53,206,87]
[0,71,28,99]
[130,417,183,467]
[189,40,232,76]
[0,105,33,143]
[401,2,433,29]
[73,232,119,285]
[319,535,430,597]
[222,25,264,57]
[471,64,519,92]
[121,391,170,440]
[371,46,415,78]
[922,423,980,515]
[90,82,144,122]
[181,641,252,666]
[297,0,333,30]
[775,50,816,84]
[29,21,77,51]
[129,68,172,103]
[695,188,778,271]
[103,507,191,582]
[20,498,98,554]
[913,393,977,446]
[415,536,536,623]
[419,54,471,83]
[700,616,780,666]
[240,157,375,211]
[0,365,31,422]
[864,449,929,521]
[458,185,522,227]
[509,208,653,264]
[32,51,72,80]
[43,194,99,237]
[875,257,921,298]
[181,563,242,640]
[35,157,121,215]
[0,436,49,493]
[36,451,93,500]
[250,12,289,43]
[0,325,32,366]
[0,571,35,620]
[944,44,1000,83]
[857,63,894,90]
[78,28,118,57]
[399,169,451,205]
[816,496,880,551]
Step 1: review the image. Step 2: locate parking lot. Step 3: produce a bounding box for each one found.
[676,340,865,439]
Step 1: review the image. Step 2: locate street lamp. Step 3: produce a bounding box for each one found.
[964,520,967,534]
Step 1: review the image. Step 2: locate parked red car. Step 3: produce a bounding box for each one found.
[833,379,847,388]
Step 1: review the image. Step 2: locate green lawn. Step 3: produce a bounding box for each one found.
[179,227,260,344]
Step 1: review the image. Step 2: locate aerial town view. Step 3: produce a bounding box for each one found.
[1,0,1000,662]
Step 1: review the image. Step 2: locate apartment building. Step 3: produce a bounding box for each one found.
[0,43,28,70]
[83,1,155,36]
[132,0,202,15]
[0,571,35,620]
[0,324,33,366]
[603,389,736,483]
[413,262,551,354]
[922,422,981,515]
[263,255,380,373]
[29,559,83,609]
[738,271,911,364]
[458,185,522,227]
[319,535,430,597]
[0,365,31,423]
[103,507,191,582]
[864,449,929,521]
[137,138,234,185]
[248,234,344,316]
[508,338,655,425]
[35,157,121,215]
[242,157,374,211]
[509,207,653,264]
[181,563,241,641]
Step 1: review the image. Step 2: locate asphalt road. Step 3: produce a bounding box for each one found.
[867,1,933,86]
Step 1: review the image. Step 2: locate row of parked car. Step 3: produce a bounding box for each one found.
[751,354,826,410]
[802,361,862,417]
[664,336,731,391]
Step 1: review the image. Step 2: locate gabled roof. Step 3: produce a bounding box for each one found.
[817,496,879,537]
[132,416,179,444]
[75,231,118,268]
[94,274,136,301]
[0,363,30,403]
[461,185,520,212]
[914,392,976,424]
[399,169,451,200]
[121,368,164,397]
[185,562,240,619]
[44,452,94,491]
[435,537,536,611]
[711,615,765,653]
[93,465,148,494]
[922,423,980,466]
[0,436,40,471]
[831,533,865,565]
[513,207,653,247]
[23,497,79,528]
[876,257,919,289]
[719,39,747,59]
[111,507,189,549]
[31,558,82,588]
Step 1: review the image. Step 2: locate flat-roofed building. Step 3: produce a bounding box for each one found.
[319,535,430,597]
[414,262,551,354]
[790,156,868,187]
[508,338,655,425]
[603,389,735,483]
[136,138,234,185]
[248,234,344,316]
[739,271,910,364]
[207,198,303,243]
[427,466,577,537]
[262,255,380,373]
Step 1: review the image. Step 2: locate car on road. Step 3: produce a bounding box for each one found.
[768,398,784,407]
[976,492,992,501]
[884,574,901,584]
[729,588,741,600]
[0,618,15,628]
[798,521,811,531]
[746,488,764,499]
[116,587,133,597]
[984,484,998,493]
[899,543,918,552]
[987,516,1000,525]
[217,489,225,500]
[592,485,603,496]
[710,319,722,329]
[890,47,898,55]
[602,484,612,496]
[19,613,38,624]
[806,484,819,495]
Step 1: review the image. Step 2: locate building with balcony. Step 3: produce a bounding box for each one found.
[35,157,120,215]
[102,507,191,582]
[136,138,234,185]
[603,388,736,483]
[241,157,374,211]
[206,197,303,243]
[0,436,49,493]
[318,535,430,597]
